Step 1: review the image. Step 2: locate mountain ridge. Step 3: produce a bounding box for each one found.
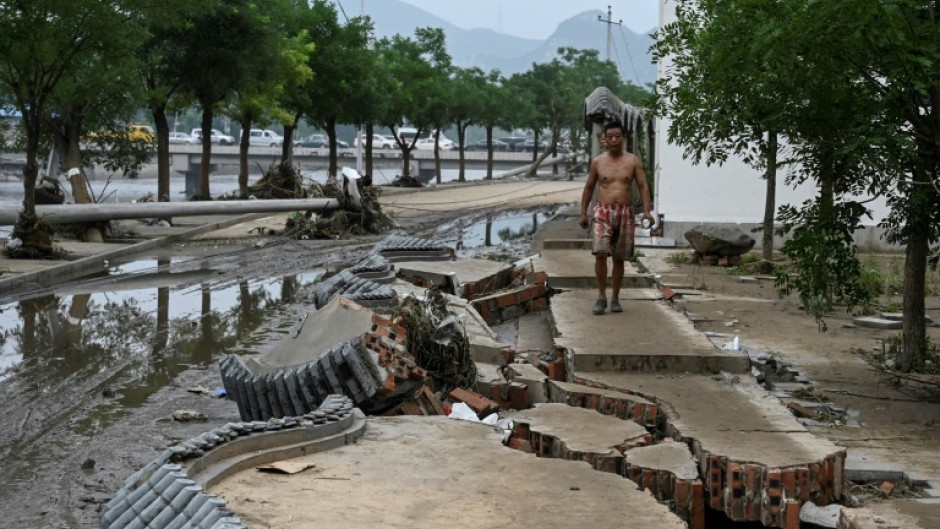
[352,0,656,86]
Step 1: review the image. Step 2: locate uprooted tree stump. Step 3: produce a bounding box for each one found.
[5,214,66,259]
[247,161,308,199]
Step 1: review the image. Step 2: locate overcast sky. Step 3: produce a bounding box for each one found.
[374,0,659,39]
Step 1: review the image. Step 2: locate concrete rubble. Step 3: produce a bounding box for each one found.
[101,210,936,529]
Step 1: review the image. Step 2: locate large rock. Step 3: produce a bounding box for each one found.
[684,224,755,256]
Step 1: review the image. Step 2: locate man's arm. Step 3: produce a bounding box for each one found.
[580,160,598,229]
[634,157,653,223]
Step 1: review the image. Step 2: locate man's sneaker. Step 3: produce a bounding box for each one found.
[592,298,607,315]
[610,300,623,313]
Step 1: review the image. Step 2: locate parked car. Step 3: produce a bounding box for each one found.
[191,128,235,145]
[168,131,197,144]
[334,138,350,148]
[354,134,397,149]
[414,137,454,151]
[469,138,509,152]
[295,134,328,148]
[248,129,284,147]
[520,140,548,152]
[498,136,529,152]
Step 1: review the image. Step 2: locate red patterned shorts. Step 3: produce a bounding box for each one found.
[592,202,634,261]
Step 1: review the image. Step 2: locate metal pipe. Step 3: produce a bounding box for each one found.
[0,198,340,225]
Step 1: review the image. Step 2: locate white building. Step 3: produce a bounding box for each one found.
[655,0,892,250]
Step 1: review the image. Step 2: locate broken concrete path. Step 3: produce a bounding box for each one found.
[531,249,653,289]
[211,417,687,529]
[550,289,749,374]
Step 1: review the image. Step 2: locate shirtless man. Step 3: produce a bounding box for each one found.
[579,121,653,315]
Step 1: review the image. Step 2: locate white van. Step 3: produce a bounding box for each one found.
[248,129,284,147]
[397,127,418,147]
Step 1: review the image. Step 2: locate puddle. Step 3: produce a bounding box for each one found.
[441,210,552,249]
[0,265,323,435]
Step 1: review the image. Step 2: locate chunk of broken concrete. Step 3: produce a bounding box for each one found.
[684,224,755,257]
[852,316,902,330]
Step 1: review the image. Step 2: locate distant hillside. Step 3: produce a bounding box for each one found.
[357,1,656,87]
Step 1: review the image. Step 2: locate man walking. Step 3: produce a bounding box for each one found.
[579,121,653,315]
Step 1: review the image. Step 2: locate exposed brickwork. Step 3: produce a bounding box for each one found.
[548,380,659,429]
[470,283,551,325]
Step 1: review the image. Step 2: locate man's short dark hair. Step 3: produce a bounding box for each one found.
[605,121,625,133]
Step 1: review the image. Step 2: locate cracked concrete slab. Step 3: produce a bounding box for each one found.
[551,289,749,374]
[508,403,649,455]
[531,249,653,289]
[211,416,687,529]
[625,443,699,481]
[579,372,844,470]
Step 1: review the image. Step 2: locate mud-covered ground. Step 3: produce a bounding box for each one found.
[0,188,570,529]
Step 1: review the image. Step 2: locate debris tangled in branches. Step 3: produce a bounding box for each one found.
[4,215,66,259]
[284,177,390,239]
[390,174,423,187]
[392,288,477,395]
[247,161,308,199]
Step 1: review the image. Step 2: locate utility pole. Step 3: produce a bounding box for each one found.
[597,5,622,61]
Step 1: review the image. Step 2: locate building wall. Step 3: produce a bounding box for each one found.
[655,0,896,251]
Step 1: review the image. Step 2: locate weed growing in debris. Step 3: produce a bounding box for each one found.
[667,252,691,265]
[392,288,477,395]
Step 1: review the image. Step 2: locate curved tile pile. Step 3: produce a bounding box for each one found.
[220,313,425,419]
[100,395,360,529]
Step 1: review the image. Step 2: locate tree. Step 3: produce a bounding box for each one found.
[658,0,940,370]
[227,0,314,196]
[375,28,452,179]
[450,67,488,182]
[0,0,147,254]
[476,70,506,180]
[297,3,371,178]
[654,1,794,269]
[176,0,262,199]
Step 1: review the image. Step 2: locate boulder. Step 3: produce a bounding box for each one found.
[684,224,755,256]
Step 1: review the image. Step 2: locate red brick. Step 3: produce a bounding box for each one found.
[508,382,529,410]
[533,271,548,285]
[528,297,549,311]
[675,479,691,515]
[547,356,566,381]
[708,455,723,510]
[489,383,511,410]
[787,401,819,419]
[661,286,677,300]
[785,500,800,529]
[796,467,811,501]
[691,481,705,529]
[448,387,499,418]
[782,469,797,496]
[496,292,518,309]
[501,348,516,364]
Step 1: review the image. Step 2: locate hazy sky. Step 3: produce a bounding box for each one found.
[366,1,659,39]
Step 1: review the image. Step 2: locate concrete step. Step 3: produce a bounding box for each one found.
[532,249,654,289]
[550,290,749,374]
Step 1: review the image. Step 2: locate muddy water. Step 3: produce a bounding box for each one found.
[0,258,322,435]
[436,209,552,250]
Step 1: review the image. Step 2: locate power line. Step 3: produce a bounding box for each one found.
[616,25,642,85]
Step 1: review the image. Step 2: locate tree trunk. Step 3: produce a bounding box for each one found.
[485,126,494,180]
[898,156,933,372]
[283,116,299,165]
[327,116,338,178]
[532,130,540,162]
[551,129,560,176]
[238,114,253,198]
[900,224,928,371]
[65,133,104,242]
[365,122,374,178]
[199,108,213,199]
[524,140,557,178]
[434,128,442,184]
[152,105,172,203]
[761,131,778,269]
[457,120,466,182]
